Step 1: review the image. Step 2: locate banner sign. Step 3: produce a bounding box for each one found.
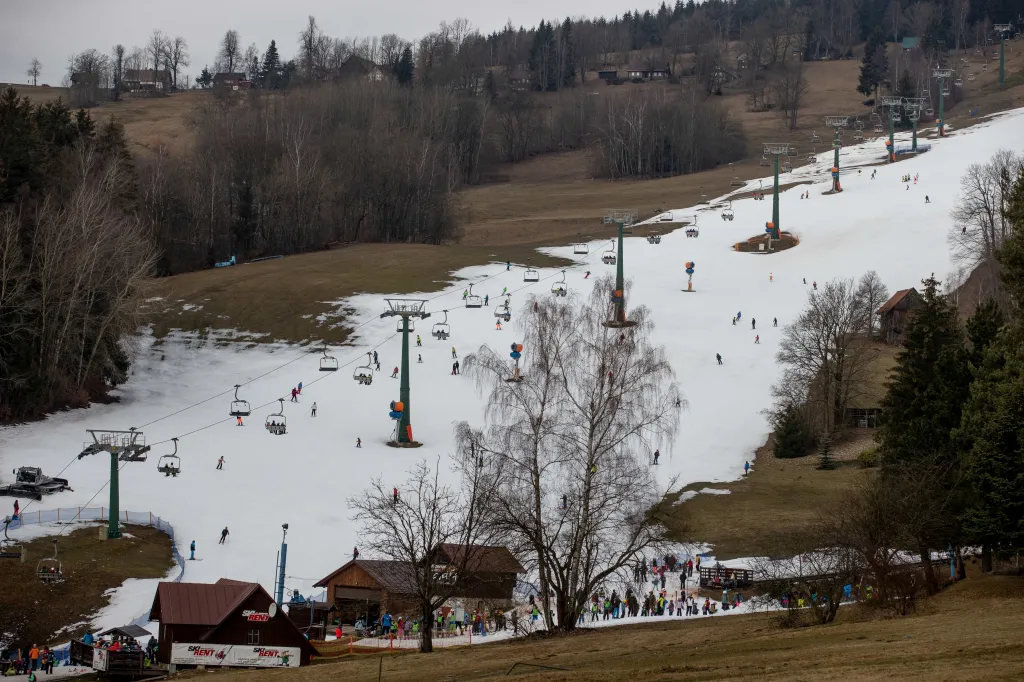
[242,609,271,622]
[92,648,108,672]
[170,644,300,668]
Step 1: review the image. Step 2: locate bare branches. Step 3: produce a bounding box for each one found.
[218,29,242,74]
[26,58,42,86]
[948,150,1021,272]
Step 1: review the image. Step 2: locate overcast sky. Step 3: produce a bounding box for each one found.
[0,0,640,85]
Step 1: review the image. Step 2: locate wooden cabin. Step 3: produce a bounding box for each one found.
[878,288,923,345]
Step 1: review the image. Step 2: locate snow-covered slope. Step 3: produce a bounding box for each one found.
[4,109,1023,623]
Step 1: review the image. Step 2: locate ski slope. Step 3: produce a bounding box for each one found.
[3,108,1023,629]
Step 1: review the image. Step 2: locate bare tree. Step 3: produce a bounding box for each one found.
[162,36,190,89]
[885,0,904,45]
[26,57,42,86]
[853,270,890,336]
[125,46,146,75]
[299,16,320,81]
[948,150,1021,275]
[462,281,683,632]
[771,60,808,130]
[148,29,168,72]
[218,29,242,73]
[773,277,876,438]
[66,49,110,107]
[110,45,125,100]
[348,458,494,653]
[242,42,260,81]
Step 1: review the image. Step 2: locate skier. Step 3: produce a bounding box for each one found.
[353,547,359,560]
[189,540,196,560]
[455,360,460,374]
[219,527,229,544]
[451,346,457,358]
[311,402,317,417]
[373,350,378,364]
[290,387,298,402]
[803,278,807,284]
[584,271,591,279]
[653,449,660,465]
[391,367,399,378]
[416,335,422,347]
[925,195,931,203]
[744,461,750,476]
[501,287,508,296]
[732,316,736,325]
[393,487,400,505]
[452,362,458,376]
[506,261,511,271]
[375,359,381,371]
[496,320,502,330]
[216,456,224,470]
[484,294,489,306]
[716,353,722,365]
[751,318,756,330]
[769,272,773,283]
[871,169,876,179]
[812,281,817,290]
[236,415,243,426]
[773,317,778,327]
[417,354,423,363]
[297,382,303,395]
[755,335,760,344]
[462,289,468,300]
[356,438,362,448]
[736,311,741,321]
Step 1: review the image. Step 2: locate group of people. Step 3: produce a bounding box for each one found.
[685,228,699,238]
[1,644,57,677]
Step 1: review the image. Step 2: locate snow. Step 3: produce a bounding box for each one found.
[2,109,1023,631]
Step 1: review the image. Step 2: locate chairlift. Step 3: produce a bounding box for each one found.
[782,161,793,173]
[353,366,374,385]
[942,86,950,96]
[573,235,589,255]
[721,202,734,221]
[854,117,864,130]
[759,155,770,167]
[551,270,568,296]
[230,385,251,418]
[730,176,744,187]
[319,347,339,372]
[698,187,709,204]
[37,539,61,583]
[873,124,884,133]
[466,283,483,309]
[602,242,617,265]
[922,88,930,98]
[397,318,415,333]
[1,517,23,560]
[968,73,976,82]
[646,233,662,244]
[431,311,451,340]
[493,301,511,320]
[523,268,540,283]
[926,106,934,116]
[265,398,287,436]
[810,130,821,143]
[156,438,181,477]
[954,77,963,87]
[853,130,864,141]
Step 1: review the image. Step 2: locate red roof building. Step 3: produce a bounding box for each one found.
[149,579,317,669]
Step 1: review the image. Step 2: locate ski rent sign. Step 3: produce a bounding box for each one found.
[170,644,300,667]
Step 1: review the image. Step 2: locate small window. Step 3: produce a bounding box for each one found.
[247,629,260,645]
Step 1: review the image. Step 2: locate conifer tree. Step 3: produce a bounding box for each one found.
[816,433,836,470]
[857,28,887,99]
[261,40,282,89]
[773,406,809,459]
[395,47,414,87]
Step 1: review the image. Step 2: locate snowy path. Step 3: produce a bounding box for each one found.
[3,109,1023,629]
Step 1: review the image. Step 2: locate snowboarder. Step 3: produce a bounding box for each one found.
[311,402,317,417]
[416,335,422,347]
[189,540,196,560]
[451,346,457,358]
[236,415,243,426]
[653,449,660,465]
[716,353,722,365]
[755,335,760,344]
[353,547,359,560]
[356,438,362,448]
[391,367,399,378]
[744,461,750,476]
[773,317,778,327]
[216,456,224,470]
[584,271,591,279]
[418,354,423,363]
[751,318,756,330]
[219,527,229,544]
[484,294,489,306]
[290,387,298,402]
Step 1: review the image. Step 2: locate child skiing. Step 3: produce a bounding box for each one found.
[236,415,243,426]
[496,320,502,330]
[417,354,423,363]
[416,335,422,347]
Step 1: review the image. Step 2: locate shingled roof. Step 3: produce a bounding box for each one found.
[878,288,920,314]
[435,544,525,573]
[149,578,256,626]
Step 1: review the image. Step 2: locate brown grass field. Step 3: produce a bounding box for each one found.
[180,572,1024,682]
[0,525,173,647]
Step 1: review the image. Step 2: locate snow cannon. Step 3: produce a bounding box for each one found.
[389,400,405,420]
[509,342,523,360]
[611,289,624,304]
[685,262,695,276]
[765,221,778,239]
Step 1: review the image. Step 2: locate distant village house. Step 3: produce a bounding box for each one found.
[213,72,252,91]
[123,69,172,92]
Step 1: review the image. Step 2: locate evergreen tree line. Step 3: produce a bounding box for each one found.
[0,87,155,421]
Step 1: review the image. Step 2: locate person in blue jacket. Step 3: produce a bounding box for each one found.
[189,540,196,560]
[380,611,393,636]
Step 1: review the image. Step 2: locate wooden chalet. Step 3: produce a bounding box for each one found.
[314,544,524,623]
[626,62,670,80]
[123,69,171,92]
[212,72,252,91]
[597,67,619,81]
[878,288,923,345]
[149,578,316,669]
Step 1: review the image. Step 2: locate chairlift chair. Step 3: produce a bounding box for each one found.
[721,202,734,221]
[854,117,864,130]
[1,517,23,560]
[853,130,864,141]
[954,77,963,87]
[646,233,662,244]
[397,318,415,333]
[968,73,976,81]
[229,385,251,418]
[602,243,617,265]
[37,539,61,583]
[551,271,568,296]
[810,130,821,143]
[730,176,744,187]
[493,302,511,319]
[942,86,950,96]
[926,106,934,116]
[157,438,181,477]
[353,366,374,385]
[319,347,339,372]
[523,268,540,283]
[465,283,483,308]
[873,124,884,133]
[265,398,287,436]
[759,155,770,167]
[431,311,451,340]
[782,161,793,173]
[573,236,589,255]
